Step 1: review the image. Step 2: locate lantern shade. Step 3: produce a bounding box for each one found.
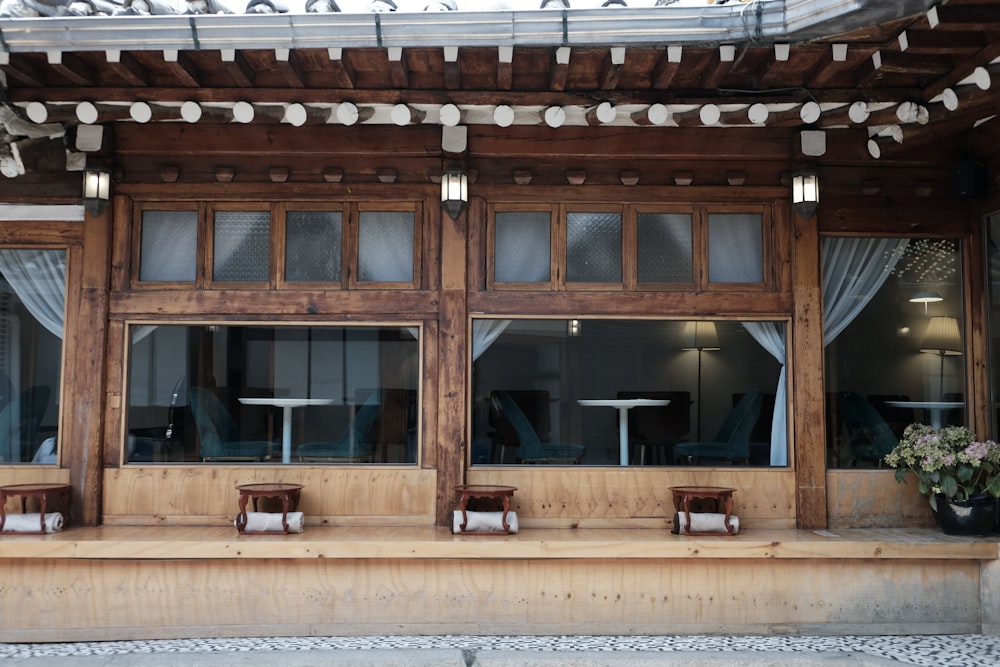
[82,168,111,215]
[440,167,468,219]
[791,168,820,220]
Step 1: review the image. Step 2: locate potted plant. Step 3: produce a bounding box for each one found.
[884,423,1000,535]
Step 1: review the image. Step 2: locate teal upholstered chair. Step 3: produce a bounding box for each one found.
[295,390,381,462]
[491,390,584,464]
[673,389,763,464]
[835,390,898,466]
[188,387,274,462]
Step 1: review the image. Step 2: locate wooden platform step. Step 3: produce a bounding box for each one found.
[0,525,996,561]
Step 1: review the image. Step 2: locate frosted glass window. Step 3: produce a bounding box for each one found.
[495,211,550,283]
[567,211,621,283]
[637,213,693,283]
[708,213,763,283]
[140,210,197,282]
[213,211,270,282]
[285,211,342,282]
[358,211,413,282]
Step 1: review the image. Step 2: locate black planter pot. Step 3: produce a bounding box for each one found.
[932,496,997,536]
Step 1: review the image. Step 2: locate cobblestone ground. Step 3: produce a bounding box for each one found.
[2,634,999,666]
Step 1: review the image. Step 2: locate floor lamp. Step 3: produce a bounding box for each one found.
[919,316,962,400]
[682,321,720,440]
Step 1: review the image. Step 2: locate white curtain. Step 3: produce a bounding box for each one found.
[823,237,908,345]
[742,321,787,466]
[741,237,908,467]
[472,319,511,361]
[0,249,65,339]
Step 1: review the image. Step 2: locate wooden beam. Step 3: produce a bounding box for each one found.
[550,47,570,92]
[272,49,306,89]
[650,45,682,89]
[162,50,202,87]
[48,52,93,86]
[326,48,356,89]
[104,50,148,87]
[387,47,409,89]
[599,47,625,90]
[443,46,460,90]
[497,46,513,91]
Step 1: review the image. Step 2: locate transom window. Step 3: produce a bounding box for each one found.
[488,204,770,291]
[133,203,422,289]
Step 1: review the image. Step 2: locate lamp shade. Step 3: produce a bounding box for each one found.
[909,291,943,304]
[440,166,468,219]
[82,167,111,216]
[791,168,820,220]
[682,321,720,351]
[920,316,962,355]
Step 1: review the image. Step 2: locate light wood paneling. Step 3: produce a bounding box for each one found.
[102,466,437,526]
[467,468,796,528]
[827,469,936,528]
[0,552,987,641]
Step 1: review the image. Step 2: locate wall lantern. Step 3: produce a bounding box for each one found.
[791,167,820,220]
[441,166,468,219]
[82,166,111,216]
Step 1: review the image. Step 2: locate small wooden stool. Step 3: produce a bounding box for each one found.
[235,483,303,534]
[669,486,737,536]
[453,484,517,534]
[0,483,71,534]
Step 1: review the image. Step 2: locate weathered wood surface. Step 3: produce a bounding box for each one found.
[0,525,994,561]
[468,468,796,528]
[0,544,989,641]
[101,467,437,526]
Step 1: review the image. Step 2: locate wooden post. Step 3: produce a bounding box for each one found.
[790,199,828,529]
[435,194,469,526]
[66,195,114,526]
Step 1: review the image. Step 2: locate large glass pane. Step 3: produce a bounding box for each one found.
[471,318,783,467]
[495,211,550,283]
[140,210,197,282]
[125,324,419,464]
[708,213,763,283]
[213,211,270,282]
[823,237,966,468]
[567,212,621,283]
[637,212,693,283]
[358,211,413,282]
[285,210,342,282]
[0,249,64,464]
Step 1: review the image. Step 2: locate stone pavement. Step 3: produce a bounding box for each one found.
[1,635,998,666]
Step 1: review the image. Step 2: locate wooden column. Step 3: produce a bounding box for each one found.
[790,202,828,529]
[435,195,470,525]
[66,196,114,526]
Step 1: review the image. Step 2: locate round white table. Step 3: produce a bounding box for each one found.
[577,398,670,465]
[238,398,336,463]
[885,400,964,429]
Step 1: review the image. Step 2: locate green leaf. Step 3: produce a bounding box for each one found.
[940,476,959,498]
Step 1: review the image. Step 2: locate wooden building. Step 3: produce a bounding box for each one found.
[1,0,1000,639]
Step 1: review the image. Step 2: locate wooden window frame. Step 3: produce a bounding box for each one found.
[130,200,424,292]
[486,201,776,293]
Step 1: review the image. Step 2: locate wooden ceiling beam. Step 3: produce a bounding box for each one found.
[496,46,513,91]
[650,46,682,89]
[327,48,356,89]
[599,47,625,91]
[444,46,461,91]
[387,47,409,89]
[220,50,255,88]
[0,58,45,87]
[105,51,148,87]
[272,49,306,89]
[922,41,1000,99]
[896,28,986,55]
[550,47,570,92]
[926,3,1000,31]
[162,51,202,88]
[47,53,93,86]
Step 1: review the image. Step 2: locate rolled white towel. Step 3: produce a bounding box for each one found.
[452,509,518,534]
[1,512,64,534]
[672,511,739,535]
[236,511,305,534]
